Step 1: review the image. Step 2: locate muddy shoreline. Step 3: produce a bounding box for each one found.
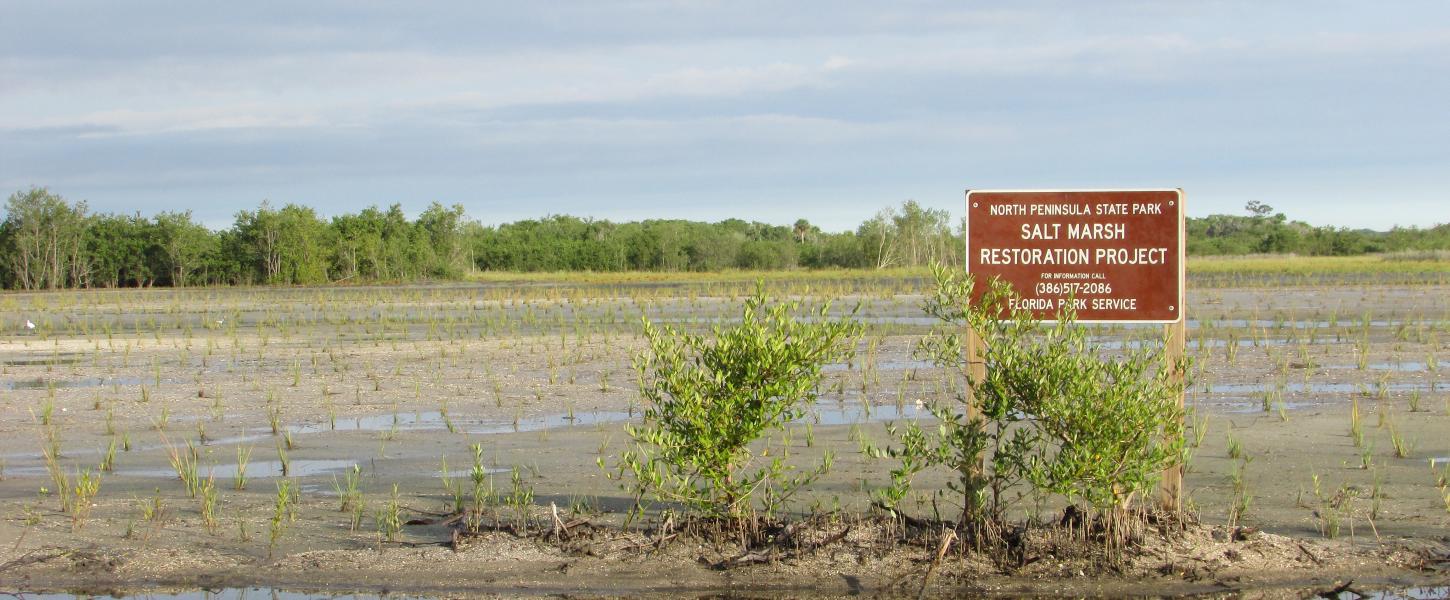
[2,282,1447,596]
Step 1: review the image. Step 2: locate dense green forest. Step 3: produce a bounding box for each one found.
[2,187,1447,289]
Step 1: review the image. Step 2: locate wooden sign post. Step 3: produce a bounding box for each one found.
[964,189,1187,511]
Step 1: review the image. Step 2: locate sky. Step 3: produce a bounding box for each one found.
[2,1,1447,232]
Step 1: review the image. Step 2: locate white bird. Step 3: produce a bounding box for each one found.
[25,319,35,330]
[215,318,225,325]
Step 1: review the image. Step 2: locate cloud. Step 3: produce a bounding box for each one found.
[2,1,1448,231]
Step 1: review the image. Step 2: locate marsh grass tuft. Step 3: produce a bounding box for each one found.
[1349,396,1364,447]
[163,436,202,497]
[440,455,463,513]
[276,442,290,476]
[234,446,253,490]
[100,437,117,472]
[1227,457,1252,528]
[199,471,220,533]
[376,483,403,542]
[1226,429,1244,460]
[1387,421,1413,459]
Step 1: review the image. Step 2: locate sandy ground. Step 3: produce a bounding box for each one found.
[0,282,1447,596]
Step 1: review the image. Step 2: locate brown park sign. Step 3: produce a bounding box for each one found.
[965,189,1184,323]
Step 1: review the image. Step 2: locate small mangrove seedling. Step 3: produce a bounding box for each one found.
[136,487,165,524]
[506,467,534,532]
[69,468,102,531]
[268,479,296,556]
[468,450,495,532]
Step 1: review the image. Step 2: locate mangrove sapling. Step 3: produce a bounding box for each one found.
[609,284,862,524]
[867,265,1186,552]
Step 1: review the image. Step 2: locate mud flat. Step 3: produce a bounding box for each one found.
[1,281,1447,597]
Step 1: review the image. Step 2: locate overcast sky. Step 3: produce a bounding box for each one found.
[3,1,1447,231]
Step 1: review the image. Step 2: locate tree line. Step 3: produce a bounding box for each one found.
[2,187,1446,290]
[0,187,960,289]
[1187,200,1450,256]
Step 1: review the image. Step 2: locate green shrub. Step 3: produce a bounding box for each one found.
[870,264,1186,539]
[610,284,862,521]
